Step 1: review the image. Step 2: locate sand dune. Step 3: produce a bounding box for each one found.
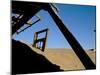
[28,45,96,71]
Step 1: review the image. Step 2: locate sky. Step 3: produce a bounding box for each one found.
[12,3,96,49]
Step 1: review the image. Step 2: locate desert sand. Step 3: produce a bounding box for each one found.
[28,44,96,71]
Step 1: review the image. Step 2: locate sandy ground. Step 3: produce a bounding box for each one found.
[19,39,96,71]
[45,48,96,70]
[27,44,96,71]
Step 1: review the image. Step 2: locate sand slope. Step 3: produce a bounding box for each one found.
[44,49,95,70]
[27,44,96,71]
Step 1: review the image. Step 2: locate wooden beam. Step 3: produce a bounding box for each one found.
[46,4,95,69]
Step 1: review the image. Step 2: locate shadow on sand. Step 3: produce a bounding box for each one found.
[12,39,63,74]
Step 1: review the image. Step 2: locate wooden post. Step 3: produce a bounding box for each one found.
[46,4,95,69]
[33,32,37,47]
[42,29,49,51]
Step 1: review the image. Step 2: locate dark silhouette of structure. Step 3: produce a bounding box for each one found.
[12,1,96,75]
[12,40,62,74]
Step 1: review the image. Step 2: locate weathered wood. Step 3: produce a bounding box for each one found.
[33,28,49,52]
